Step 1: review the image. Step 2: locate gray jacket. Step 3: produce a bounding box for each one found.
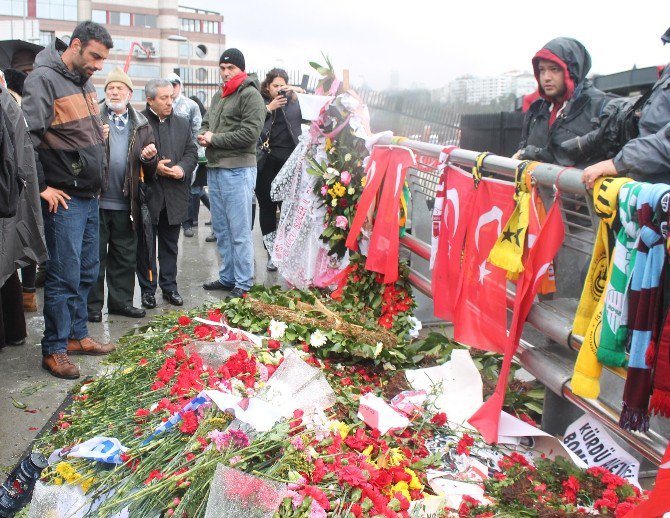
[0,86,47,285]
[613,64,670,183]
[172,94,202,142]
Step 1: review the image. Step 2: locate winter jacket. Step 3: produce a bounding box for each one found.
[172,94,202,142]
[261,95,303,162]
[22,38,106,197]
[519,37,609,169]
[199,74,266,168]
[0,86,47,285]
[613,64,670,184]
[142,107,198,226]
[99,101,158,231]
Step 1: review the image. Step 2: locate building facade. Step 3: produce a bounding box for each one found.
[0,0,225,104]
[446,70,536,105]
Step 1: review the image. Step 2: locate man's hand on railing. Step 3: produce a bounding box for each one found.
[582,159,617,189]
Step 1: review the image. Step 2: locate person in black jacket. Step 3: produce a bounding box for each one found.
[583,28,670,188]
[515,37,609,169]
[256,68,303,271]
[138,79,197,308]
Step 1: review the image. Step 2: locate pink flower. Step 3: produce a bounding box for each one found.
[340,170,352,186]
[335,215,348,230]
[321,185,328,196]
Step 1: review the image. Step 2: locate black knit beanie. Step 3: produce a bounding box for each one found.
[219,48,245,71]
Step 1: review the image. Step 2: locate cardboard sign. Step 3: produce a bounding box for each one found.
[563,415,640,485]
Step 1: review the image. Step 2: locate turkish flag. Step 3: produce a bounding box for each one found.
[365,147,415,283]
[346,146,392,253]
[452,178,516,353]
[432,165,477,321]
[624,441,670,517]
[469,197,565,443]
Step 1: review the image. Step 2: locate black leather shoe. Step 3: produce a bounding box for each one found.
[183,227,195,238]
[141,292,157,309]
[205,232,217,242]
[109,305,146,318]
[87,310,102,323]
[203,279,234,291]
[162,291,183,306]
[227,287,248,299]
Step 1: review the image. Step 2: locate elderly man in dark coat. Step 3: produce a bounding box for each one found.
[0,74,48,349]
[138,79,197,308]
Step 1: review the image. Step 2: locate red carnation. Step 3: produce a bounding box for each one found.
[456,433,474,455]
[268,339,281,350]
[431,412,447,426]
[177,315,192,326]
[179,410,199,435]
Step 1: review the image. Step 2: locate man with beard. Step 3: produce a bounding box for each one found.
[22,21,116,379]
[515,37,609,169]
[137,79,197,309]
[87,67,158,322]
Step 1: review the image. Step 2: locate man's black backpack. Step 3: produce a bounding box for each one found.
[0,101,20,218]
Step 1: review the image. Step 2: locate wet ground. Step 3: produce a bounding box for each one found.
[0,209,439,478]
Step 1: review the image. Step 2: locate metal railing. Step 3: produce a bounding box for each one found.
[378,135,669,465]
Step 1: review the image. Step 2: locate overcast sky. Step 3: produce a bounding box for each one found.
[185,0,669,90]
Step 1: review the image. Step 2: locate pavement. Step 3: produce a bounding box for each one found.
[0,211,285,478]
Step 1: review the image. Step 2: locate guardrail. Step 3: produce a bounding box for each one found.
[378,135,669,466]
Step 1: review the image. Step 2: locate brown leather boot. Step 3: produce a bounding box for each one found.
[67,336,116,356]
[23,292,38,312]
[42,353,80,379]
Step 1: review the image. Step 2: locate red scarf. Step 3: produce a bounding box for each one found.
[221,72,248,97]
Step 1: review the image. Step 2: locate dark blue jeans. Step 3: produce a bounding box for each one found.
[41,196,100,356]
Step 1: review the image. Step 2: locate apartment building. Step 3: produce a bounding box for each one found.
[0,0,225,104]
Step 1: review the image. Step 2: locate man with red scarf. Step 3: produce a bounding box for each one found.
[514,37,609,169]
[199,49,266,298]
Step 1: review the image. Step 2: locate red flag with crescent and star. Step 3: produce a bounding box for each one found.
[431,164,477,321]
[452,178,516,353]
[469,195,565,442]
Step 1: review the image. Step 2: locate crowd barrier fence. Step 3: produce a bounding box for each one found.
[378,135,669,466]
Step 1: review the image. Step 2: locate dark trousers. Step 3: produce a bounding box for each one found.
[255,154,284,239]
[88,209,137,312]
[183,186,210,229]
[0,271,27,347]
[137,207,180,295]
[20,264,36,292]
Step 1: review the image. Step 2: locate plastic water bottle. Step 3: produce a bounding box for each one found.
[0,452,48,517]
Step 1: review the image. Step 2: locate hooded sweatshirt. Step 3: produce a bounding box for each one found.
[519,37,609,168]
[22,38,106,196]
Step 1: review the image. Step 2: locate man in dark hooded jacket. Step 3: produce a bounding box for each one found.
[516,37,609,169]
[583,28,670,188]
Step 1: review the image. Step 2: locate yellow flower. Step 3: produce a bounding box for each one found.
[54,477,63,485]
[122,366,134,375]
[333,182,346,197]
[361,176,367,188]
[81,477,95,493]
[325,138,332,151]
[391,480,411,500]
[405,467,424,491]
[362,444,374,458]
[387,448,405,467]
[328,420,350,439]
[55,462,75,478]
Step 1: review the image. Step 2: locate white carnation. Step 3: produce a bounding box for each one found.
[268,319,287,339]
[309,329,328,348]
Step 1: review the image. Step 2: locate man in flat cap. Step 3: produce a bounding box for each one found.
[87,66,158,322]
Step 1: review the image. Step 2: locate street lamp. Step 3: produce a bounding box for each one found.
[168,34,190,81]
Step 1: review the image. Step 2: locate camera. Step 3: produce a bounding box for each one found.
[278,89,291,99]
[560,95,642,163]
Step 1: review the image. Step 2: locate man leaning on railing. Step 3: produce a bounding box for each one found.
[583,27,670,188]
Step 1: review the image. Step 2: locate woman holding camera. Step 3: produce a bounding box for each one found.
[257,68,304,271]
